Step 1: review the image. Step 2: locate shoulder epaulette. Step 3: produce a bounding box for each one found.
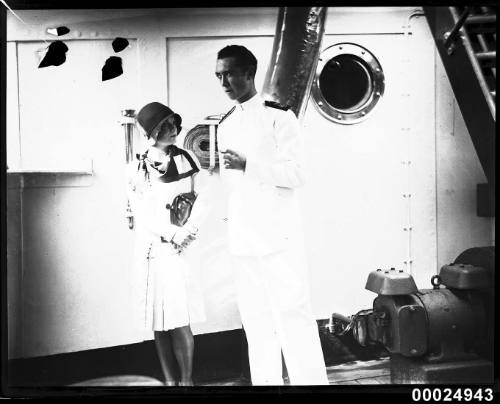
[264,100,291,111]
[218,106,236,124]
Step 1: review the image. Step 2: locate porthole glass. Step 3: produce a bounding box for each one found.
[312,43,385,124]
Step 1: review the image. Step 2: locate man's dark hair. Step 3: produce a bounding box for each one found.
[217,45,257,78]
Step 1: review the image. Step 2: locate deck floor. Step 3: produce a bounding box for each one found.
[71,358,392,387]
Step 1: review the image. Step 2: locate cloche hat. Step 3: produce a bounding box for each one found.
[136,102,182,138]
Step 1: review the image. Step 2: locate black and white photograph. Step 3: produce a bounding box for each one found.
[1,3,496,399]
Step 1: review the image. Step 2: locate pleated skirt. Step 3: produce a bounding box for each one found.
[143,240,206,332]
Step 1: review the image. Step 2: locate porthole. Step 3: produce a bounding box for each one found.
[312,43,385,124]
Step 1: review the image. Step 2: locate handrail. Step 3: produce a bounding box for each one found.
[444,6,470,51]
[449,7,496,119]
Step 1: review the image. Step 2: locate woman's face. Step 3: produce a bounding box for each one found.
[153,116,178,147]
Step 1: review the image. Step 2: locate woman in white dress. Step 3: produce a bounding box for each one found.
[128,102,206,386]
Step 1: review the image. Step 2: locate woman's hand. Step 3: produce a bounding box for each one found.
[171,226,197,252]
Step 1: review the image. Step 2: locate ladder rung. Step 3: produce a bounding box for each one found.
[467,25,497,34]
[476,51,496,61]
[466,14,496,25]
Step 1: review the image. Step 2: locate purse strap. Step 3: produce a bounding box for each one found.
[190,174,195,194]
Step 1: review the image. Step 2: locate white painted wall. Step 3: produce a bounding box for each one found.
[6,7,494,359]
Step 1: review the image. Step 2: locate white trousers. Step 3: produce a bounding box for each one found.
[231,249,329,385]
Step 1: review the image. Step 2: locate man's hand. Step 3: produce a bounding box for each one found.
[221,149,246,171]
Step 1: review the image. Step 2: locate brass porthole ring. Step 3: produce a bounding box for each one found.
[312,42,385,125]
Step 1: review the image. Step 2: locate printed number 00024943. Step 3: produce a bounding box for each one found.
[411,388,494,402]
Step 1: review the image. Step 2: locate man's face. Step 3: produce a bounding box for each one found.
[215,57,254,103]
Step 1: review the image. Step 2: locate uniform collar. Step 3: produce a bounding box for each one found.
[236,93,262,111]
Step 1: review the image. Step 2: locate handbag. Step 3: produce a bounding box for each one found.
[166,175,197,227]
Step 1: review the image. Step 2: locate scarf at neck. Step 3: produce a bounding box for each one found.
[137,145,199,183]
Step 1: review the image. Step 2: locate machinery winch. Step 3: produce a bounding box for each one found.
[350,247,494,384]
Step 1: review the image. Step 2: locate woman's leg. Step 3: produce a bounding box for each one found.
[170,325,195,386]
[154,330,179,385]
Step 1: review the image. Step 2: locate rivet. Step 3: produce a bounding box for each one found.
[376,68,380,72]
[361,51,365,54]
[376,92,381,97]
[410,349,417,355]
[318,101,323,107]
[339,46,343,50]
[337,115,342,119]
[361,111,366,116]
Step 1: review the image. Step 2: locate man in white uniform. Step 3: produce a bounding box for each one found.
[215,45,328,385]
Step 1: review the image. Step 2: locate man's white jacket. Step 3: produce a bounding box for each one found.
[217,93,306,257]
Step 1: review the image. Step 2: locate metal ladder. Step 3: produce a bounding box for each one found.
[424,6,496,190]
[444,6,496,119]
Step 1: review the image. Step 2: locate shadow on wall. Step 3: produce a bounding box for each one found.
[8,330,249,387]
[7,322,389,387]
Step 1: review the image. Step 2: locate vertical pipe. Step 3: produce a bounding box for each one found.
[121,109,136,164]
[261,7,328,120]
[120,109,136,229]
[209,124,216,173]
